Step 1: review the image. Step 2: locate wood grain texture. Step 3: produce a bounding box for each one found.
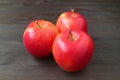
[0,0,120,80]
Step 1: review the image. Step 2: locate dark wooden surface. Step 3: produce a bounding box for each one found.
[0,0,120,80]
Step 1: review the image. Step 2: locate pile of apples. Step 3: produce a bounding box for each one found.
[23,9,94,72]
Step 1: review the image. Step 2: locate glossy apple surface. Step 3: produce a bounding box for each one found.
[56,10,87,33]
[23,20,58,58]
[52,30,94,72]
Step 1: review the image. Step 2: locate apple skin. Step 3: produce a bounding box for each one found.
[56,10,87,33]
[52,30,94,72]
[23,20,58,58]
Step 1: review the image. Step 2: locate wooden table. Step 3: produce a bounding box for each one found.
[0,0,120,80]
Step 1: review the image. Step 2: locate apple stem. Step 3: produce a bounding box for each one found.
[71,9,77,17]
[71,9,75,12]
[68,29,74,41]
[35,21,41,28]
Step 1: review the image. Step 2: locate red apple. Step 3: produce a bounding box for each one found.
[52,30,94,72]
[56,9,87,33]
[23,20,58,58]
